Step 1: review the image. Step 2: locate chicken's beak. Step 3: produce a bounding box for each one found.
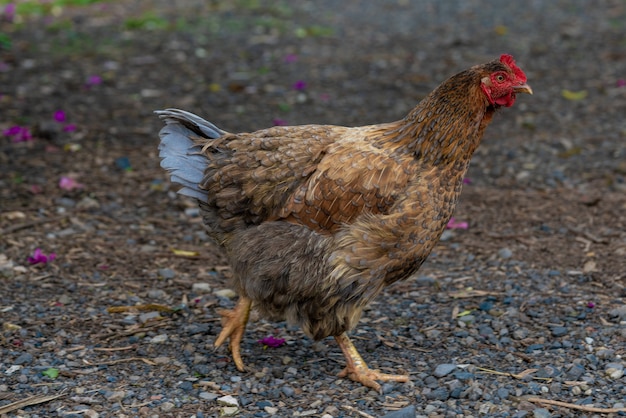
[513,83,533,95]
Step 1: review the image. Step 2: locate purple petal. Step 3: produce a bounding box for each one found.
[283,54,298,63]
[292,80,307,91]
[258,336,286,348]
[86,75,102,86]
[53,110,66,123]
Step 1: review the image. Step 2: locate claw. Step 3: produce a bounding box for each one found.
[335,333,409,392]
[214,297,252,372]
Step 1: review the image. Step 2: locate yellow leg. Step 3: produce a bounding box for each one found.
[214,296,252,372]
[335,332,409,392]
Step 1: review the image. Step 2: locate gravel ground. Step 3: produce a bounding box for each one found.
[1,1,625,417]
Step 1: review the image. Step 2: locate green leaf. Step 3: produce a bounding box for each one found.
[42,368,60,379]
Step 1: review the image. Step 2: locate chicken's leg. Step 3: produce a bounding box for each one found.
[214,296,252,371]
[335,332,409,392]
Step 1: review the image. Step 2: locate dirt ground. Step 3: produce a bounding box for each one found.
[1,1,625,417]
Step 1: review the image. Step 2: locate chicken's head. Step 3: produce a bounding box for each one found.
[480,54,532,108]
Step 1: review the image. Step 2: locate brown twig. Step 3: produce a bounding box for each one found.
[476,367,551,381]
[0,215,69,235]
[82,357,156,366]
[0,392,67,415]
[107,303,175,314]
[527,397,626,413]
[93,345,137,352]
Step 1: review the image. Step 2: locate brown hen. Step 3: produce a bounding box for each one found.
[156,54,531,391]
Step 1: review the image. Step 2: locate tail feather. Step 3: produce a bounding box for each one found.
[156,108,224,201]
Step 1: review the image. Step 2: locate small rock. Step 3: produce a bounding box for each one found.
[381,405,416,418]
[256,400,273,408]
[606,363,624,379]
[498,248,513,259]
[158,268,176,279]
[139,311,161,323]
[199,392,219,401]
[264,406,278,415]
[13,353,33,365]
[458,314,475,324]
[550,326,568,337]
[281,385,295,397]
[220,406,238,416]
[425,387,449,401]
[217,395,238,407]
[513,327,529,340]
[214,288,237,299]
[149,334,168,344]
[178,381,193,391]
[105,391,126,401]
[76,196,100,210]
[185,207,200,217]
[533,408,551,418]
[160,402,175,412]
[83,410,99,418]
[433,363,457,377]
[608,305,626,319]
[153,356,171,365]
[192,282,212,293]
[147,289,166,299]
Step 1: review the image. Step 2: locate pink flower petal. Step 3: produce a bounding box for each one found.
[27,248,56,265]
[59,176,84,191]
[446,217,469,230]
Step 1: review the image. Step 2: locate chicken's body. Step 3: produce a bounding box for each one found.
[157,55,531,391]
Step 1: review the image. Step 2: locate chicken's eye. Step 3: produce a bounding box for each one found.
[495,74,506,83]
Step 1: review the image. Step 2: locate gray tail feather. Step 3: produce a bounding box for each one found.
[156,108,225,201]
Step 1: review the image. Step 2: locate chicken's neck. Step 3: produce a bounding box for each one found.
[383,79,495,173]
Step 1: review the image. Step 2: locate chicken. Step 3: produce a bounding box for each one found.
[156,54,531,391]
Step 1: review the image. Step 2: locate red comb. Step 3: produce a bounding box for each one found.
[500,54,527,82]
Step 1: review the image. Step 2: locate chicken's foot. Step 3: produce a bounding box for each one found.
[214,296,252,372]
[335,332,409,392]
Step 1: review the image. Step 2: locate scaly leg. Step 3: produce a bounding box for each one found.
[214,296,252,371]
[335,332,409,392]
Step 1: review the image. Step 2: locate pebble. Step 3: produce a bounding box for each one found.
[218,395,239,407]
[550,326,568,337]
[498,248,513,259]
[160,402,175,412]
[178,381,193,391]
[13,353,33,365]
[265,406,278,415]
[605,363,624,379]
[380,405,416,418]
[158,268,176,279]
[214,288,237,299]
[105,391,126,402]
[533,408,551,418]
[192,282,212,293]
[281,385,296,397]
[149,334,168,344]
[139,311,161,323]
[433,363,457,377]
[199,392,219,401]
